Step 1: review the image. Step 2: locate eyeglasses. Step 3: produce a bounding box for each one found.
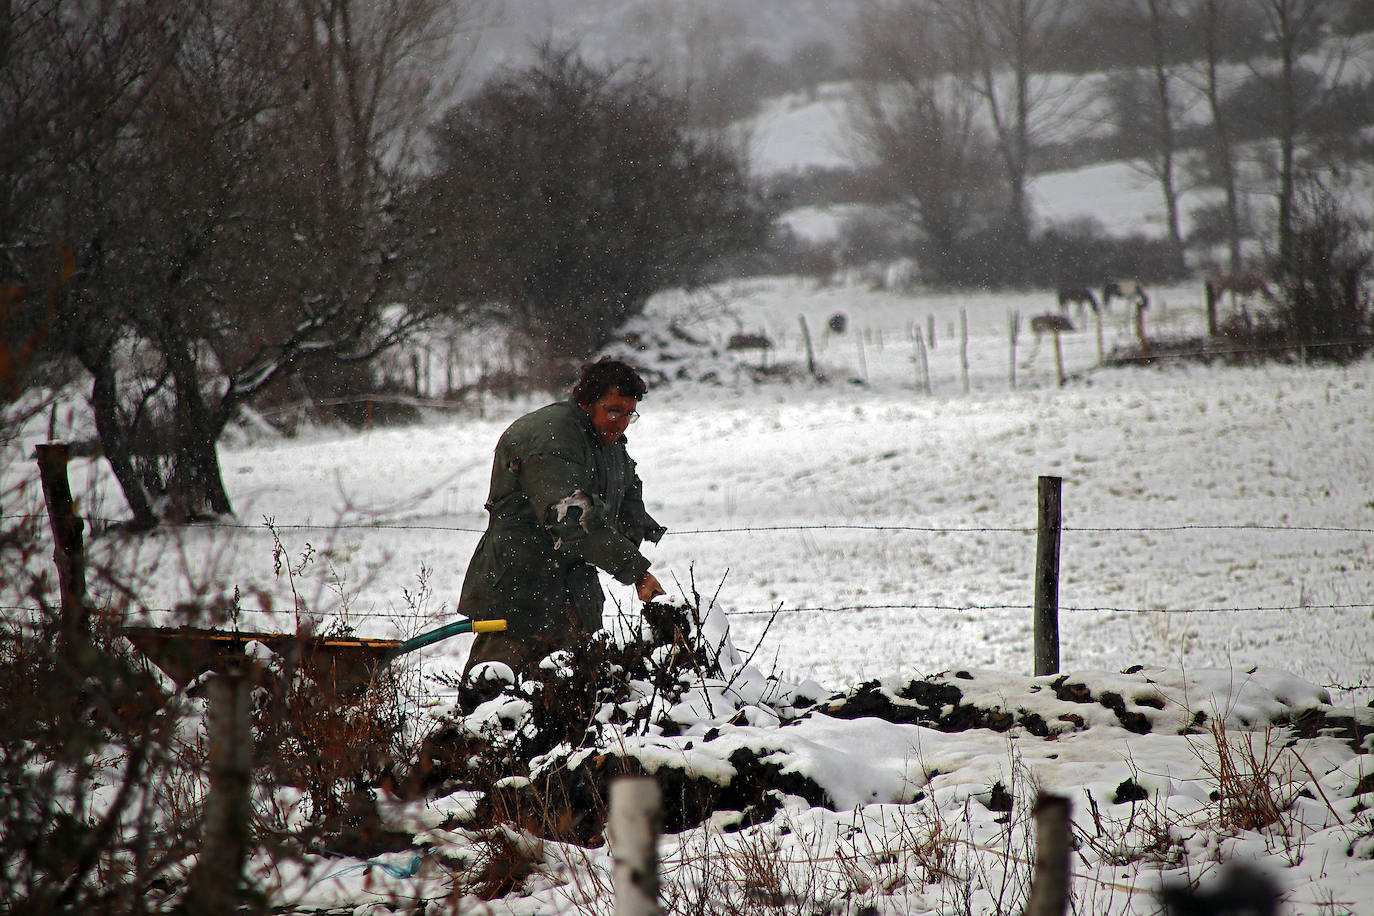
[602,406,639,424]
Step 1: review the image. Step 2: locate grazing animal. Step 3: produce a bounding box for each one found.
[1056,285,1099,316]
[1030,313,1075,335]
[1204,273,1272,334]
[1021,313,1075,367]
[1103,280,1149,310]
[1206,272,1271,304]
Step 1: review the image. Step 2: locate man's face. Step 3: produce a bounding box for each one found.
[582,388,640,445]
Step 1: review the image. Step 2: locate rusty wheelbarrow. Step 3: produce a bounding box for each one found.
[121,617,506,696]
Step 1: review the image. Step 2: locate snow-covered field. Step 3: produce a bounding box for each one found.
[11,274,1373,914]
[60,277,1371,706]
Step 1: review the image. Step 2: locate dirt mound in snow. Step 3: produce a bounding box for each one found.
[413,601,1370,845]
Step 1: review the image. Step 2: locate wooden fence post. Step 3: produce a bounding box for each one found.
[1034,476,1062,677]
[1205,281,1219,337]
[1024,793,1073,916]
[1052,329,1066,387]
[960,308,970,394]
[185,660,255,915]
[610,776,661,916]
[1008,310,1020,390]
[1095,310,1105,366]
[34,443,89,650]
[914,328,931,394]
[798,315,818,379]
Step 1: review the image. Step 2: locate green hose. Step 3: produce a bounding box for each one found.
[382,617,507,663]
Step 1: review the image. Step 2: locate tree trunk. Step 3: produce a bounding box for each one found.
[1146,0,1187,274]
[164,333,234,517]
[1199,0,1244,271]
[1275,3,1298,264]
[86,351,158,529]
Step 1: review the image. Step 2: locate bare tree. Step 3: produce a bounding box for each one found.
[1104,0,1190,273]
[2,0,490,526]
[1181,0,1250,272]
[931,0,1077,272]
[1254,0,1347,263]
[846,2,1003,283]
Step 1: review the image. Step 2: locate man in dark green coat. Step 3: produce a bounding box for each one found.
[460,358,667,677]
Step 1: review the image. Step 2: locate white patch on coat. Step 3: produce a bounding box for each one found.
[550,490,594,550]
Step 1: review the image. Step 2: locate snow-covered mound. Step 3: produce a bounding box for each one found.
[281,595,1374,914]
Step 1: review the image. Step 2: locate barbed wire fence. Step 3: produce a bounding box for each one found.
[9,452,1374,694]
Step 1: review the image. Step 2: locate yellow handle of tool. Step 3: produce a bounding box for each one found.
[471,619,508,633]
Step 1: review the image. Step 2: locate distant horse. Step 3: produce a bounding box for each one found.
[1021,313,1076,368]
[1056,285,1099,317]
[1204,272,1271,334]
[1031,313,1075,335]
[1103,280,1149,311]
[1206,272,1271,305]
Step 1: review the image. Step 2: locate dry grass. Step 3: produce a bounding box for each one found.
[1194,718,1305,834]
[493,714,1350,916]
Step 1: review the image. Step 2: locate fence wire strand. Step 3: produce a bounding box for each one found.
[4,514,1374,535]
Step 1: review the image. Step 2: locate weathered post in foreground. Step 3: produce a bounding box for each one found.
[1024,793,1073,916]
[34,443,89,649]
[610,777,662,916]
[1034,475,1062,676]
[185,659,255,915]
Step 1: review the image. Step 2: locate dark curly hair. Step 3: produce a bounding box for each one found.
[571,357,648,404]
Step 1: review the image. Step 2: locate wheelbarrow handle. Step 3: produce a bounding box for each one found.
[383,618,507,663]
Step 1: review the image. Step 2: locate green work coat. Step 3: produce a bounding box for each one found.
[458,400,666,643]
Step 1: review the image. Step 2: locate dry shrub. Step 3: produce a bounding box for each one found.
[248,525,425,855]
[252,659,413,853]
[456,824,546,901]
[1270,180,1373,363]
[880,802,963,886]
[658,827,844,916]
[1079,784,1184,868]
[651,800,964,916]
[0,558,204,911]
[1195,719,1302,834]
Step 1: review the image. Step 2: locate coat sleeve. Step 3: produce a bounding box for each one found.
[517,448,652,586]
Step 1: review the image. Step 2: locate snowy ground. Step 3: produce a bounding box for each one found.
[50,277,1372,707]
[9,274,1373,914]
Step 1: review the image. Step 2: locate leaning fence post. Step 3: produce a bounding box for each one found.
[610,776,661,916]
[1051,328,1066,387]
[34,443,90,651]
[1034,476,1062,676]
